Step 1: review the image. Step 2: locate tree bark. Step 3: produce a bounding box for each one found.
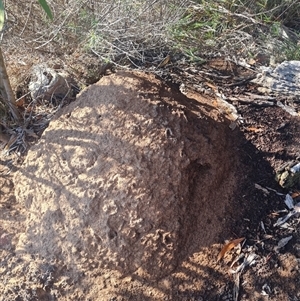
[0,46,21,123]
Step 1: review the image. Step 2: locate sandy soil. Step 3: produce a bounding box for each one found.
[0,68,300,301]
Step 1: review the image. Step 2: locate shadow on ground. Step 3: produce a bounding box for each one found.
[6,71,298,301]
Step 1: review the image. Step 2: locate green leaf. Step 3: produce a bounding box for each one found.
[37,0,53,20]
[0,0,5,31]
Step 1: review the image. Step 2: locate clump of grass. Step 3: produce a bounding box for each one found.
[170,0,300,63]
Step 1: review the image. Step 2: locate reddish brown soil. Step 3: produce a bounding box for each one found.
[0,67,300,301]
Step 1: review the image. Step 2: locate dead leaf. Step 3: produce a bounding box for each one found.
[285,194,294,210]
[157,55,170,68]
[275,235,293,251]
[291,191,300,199]
[274,211,294,227]
[217,237,245,262]
[229,252,257,274]
[246,127,263,133]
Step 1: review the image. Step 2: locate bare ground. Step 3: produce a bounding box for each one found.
[0,61,300,301]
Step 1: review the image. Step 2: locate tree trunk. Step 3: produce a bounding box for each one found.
[0,46,21,123]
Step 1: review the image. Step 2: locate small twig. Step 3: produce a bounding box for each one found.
[20,0,34,36]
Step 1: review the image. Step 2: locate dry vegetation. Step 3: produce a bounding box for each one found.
[3,0,300,68]
[0,0,300,143]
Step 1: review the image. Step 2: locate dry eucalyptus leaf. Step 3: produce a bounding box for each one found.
[274,211,295,227]
[230,253,257,274]
[217,237,245,262]
[277,236,293,250]
[285,194,294,210]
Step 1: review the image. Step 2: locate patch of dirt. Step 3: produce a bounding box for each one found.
[0,69,300,301]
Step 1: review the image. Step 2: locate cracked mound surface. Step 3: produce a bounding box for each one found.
[14,71,239,283]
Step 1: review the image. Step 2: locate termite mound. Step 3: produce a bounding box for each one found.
[15,71,239,281]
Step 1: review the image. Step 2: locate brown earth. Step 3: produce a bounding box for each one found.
[0,70,300,301]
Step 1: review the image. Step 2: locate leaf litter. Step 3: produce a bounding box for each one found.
[274,193,300,227]
[217,237,245,262]
[218,189,300,301]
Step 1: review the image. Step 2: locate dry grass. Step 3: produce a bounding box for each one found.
[1,0,300,153]
[2,0,300,68]
[3,0,190,63]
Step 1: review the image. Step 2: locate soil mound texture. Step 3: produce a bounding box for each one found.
[14,71,239,288]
